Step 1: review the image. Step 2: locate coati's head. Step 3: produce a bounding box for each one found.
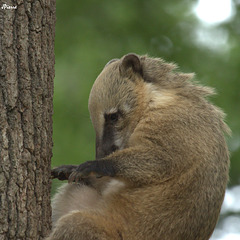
[89,54,146,159]
[88,53,220,159]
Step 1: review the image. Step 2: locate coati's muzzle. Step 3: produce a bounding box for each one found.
[95,137,118,159]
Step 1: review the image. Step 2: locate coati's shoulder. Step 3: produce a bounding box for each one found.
[131,54,230,135]
[139,55,213,97]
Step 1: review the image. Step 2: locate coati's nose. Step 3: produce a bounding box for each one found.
[111,145,118,152]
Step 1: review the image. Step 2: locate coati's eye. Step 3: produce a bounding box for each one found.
[104,112,119,123]
[110,113,118,122]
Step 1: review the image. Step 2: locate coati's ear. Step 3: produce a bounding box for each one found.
[120,53,143,76]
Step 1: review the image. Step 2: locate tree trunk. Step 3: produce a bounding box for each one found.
[0,1,55,239]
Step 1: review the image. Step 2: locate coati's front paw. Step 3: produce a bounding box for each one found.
[51,165,78,180]
[68,160,116,183]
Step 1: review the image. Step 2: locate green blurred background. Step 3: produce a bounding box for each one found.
[52,0,240,237]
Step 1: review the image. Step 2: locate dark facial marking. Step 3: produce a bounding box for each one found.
[96,112,120,159]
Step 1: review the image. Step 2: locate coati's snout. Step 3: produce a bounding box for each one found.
[96,110,129,159]
[96,137,118,159]
[95,112,120,159]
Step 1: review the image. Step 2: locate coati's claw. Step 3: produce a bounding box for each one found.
[68,160,116,183]
[68,171,83,183]
[51,165,77,181]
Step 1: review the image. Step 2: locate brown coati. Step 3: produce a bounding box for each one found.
[48,53,230,240]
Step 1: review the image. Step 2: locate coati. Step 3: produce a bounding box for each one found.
[48,53,230,240]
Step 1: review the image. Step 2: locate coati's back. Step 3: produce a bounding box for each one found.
[49,54,230,240]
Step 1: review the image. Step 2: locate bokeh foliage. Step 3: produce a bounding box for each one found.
[52,0,240,190]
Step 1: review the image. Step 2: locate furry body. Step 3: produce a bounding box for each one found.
[48,54,230,240]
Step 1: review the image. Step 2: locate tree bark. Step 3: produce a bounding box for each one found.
[0,1,55,239]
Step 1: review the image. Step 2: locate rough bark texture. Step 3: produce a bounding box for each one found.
[0,0,55,239]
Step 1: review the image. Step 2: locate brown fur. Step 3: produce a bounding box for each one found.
[48,53,230,240]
